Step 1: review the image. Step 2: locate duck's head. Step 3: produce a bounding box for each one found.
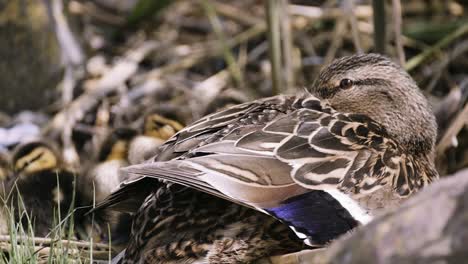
[143,114,184,140]
[12,141,59,175]
[310,53,437,155]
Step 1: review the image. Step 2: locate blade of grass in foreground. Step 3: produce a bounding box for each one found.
[0,176,113,263]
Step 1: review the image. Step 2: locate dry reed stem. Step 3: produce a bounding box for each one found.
[437,104,468,156]
[266,0,283,95]
[372,0,386,54]
[405,23,468,71]
[391,0,405,65]
[344,0,363,54]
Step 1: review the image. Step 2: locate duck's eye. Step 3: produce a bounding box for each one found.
[339,79,353,89]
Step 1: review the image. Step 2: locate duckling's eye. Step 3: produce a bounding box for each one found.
[339,79,353,89]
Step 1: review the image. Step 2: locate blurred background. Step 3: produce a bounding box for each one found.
[0,0,467,261]
[3,0,466,172]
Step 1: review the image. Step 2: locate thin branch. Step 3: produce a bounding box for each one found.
[437,103,468,156]
[426,40,468,92]
[212,2,263,26]
[392,0,405,65]
[266,0,283,95]
[43,41,158,136]
[145,24,267,82]
[405,23,468,71]
[324,19,347,65]
[200,0,245,91]
[280,0,295,93]
[0,235,111,249]
[288,4,373,20]
[344,0,363,54]
[43,0,85,106]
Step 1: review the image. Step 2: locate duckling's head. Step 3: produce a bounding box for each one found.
[311,53,437,155]
[144,114,184,140]
[12,142,59,175]
[98,128,137,162]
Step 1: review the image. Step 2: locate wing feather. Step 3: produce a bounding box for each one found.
[98,94,421,213]
[122,157,308,208]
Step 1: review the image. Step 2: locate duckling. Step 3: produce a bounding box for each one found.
[0,149,11,183]
[127,113,184,165]
[82,128,137,204]
[6,141,77,237]
[81,112,183,212]
[78,127,137,247]
[79,114,183,245]
[0,148,12,203]
[96,54,439,263]
[0,149,12,235]
[81,113,183,205]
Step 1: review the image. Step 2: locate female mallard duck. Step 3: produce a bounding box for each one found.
[7,141,77,237]
[97,54,439,263]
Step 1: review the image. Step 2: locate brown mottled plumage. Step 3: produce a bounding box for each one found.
[97,54,439,263]
[124,183,304,263]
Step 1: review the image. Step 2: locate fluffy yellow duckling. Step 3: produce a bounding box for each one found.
[7,141,77,237]
[127,113,184,165]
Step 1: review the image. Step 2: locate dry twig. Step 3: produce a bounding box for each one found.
[437,104,468,156]
[405,23,468,71]
[392,0,405,65]
[372,0,386,54]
